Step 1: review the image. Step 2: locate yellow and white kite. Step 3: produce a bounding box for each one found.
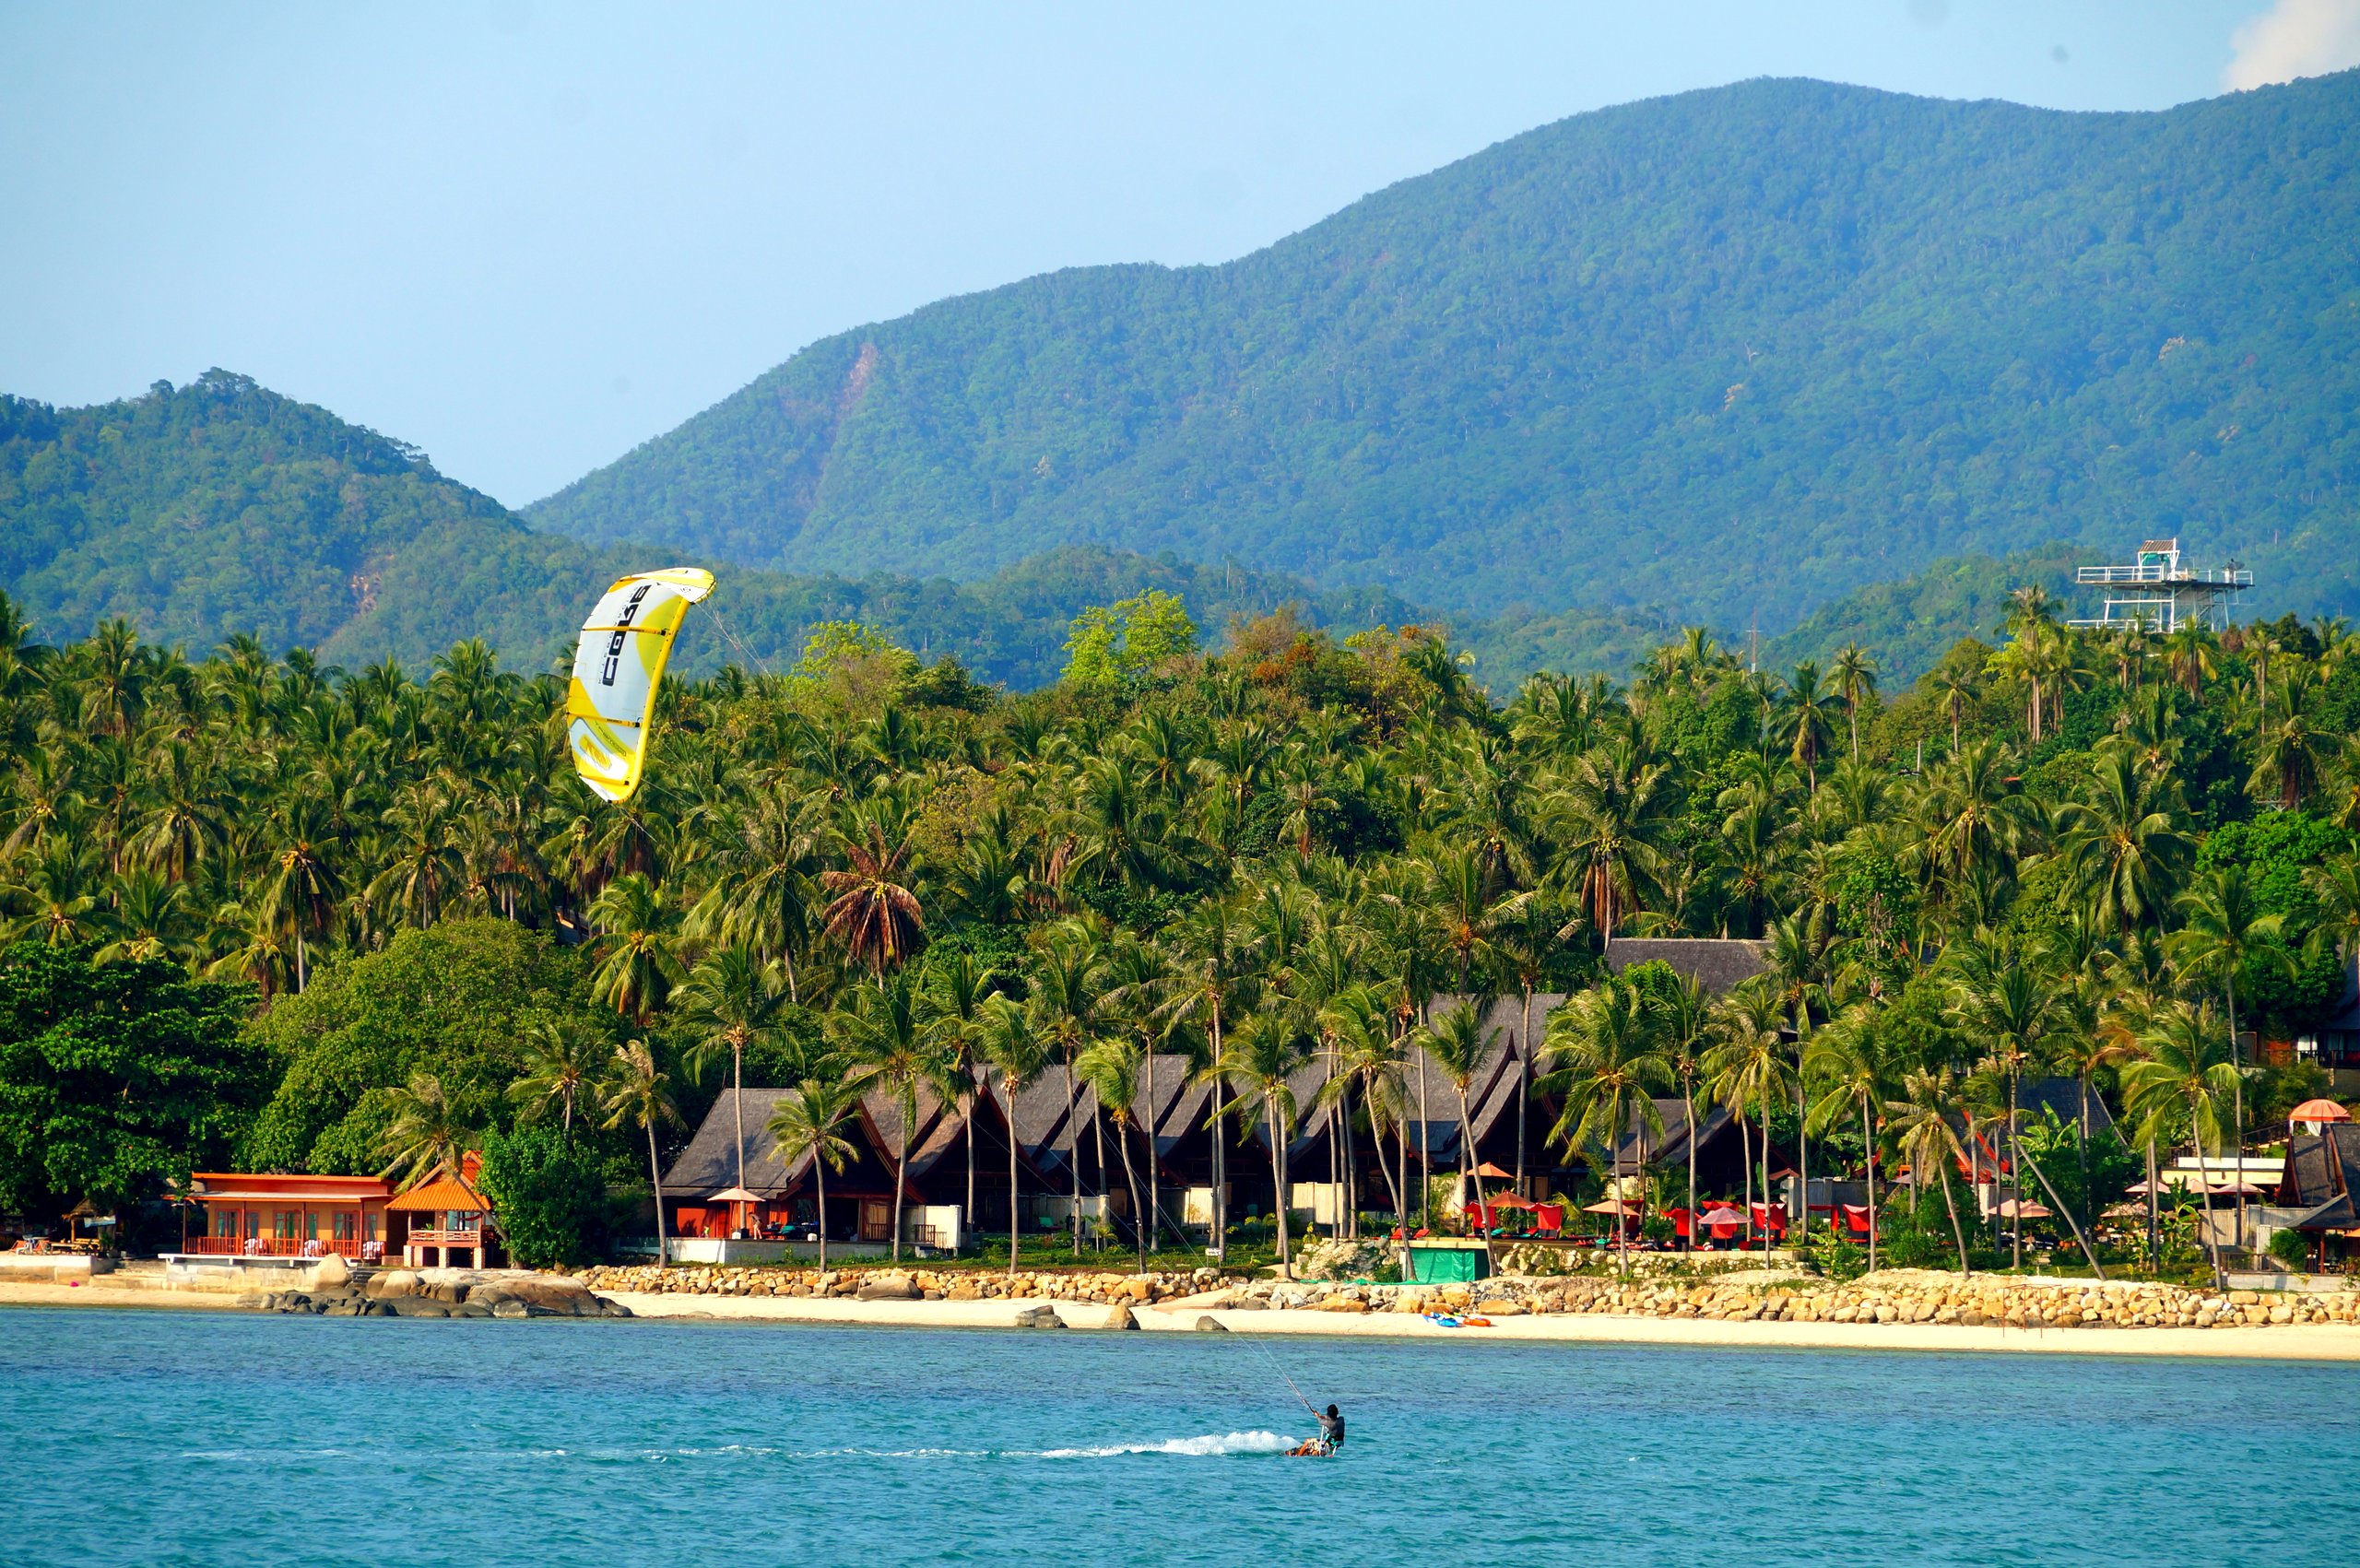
[565,567,715,802]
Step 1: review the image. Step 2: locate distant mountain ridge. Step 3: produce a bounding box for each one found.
[526,71,2360,630]
[0,373,1416,686]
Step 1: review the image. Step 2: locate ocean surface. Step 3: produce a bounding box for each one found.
[5,1305,2354,1567]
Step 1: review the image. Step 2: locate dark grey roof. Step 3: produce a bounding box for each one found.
[2282,1124,2360,1211]
[1603,937,1767,994]
[1605,1097,1739,1168]
[2019,1078,2115,1136]
[661,1088,811,1196]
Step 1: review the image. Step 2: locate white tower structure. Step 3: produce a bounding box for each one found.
[2070,538,2249,633]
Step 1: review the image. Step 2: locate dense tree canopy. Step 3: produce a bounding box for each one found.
[1,572,2356,1267]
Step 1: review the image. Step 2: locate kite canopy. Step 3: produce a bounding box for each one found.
[566,567,715,802]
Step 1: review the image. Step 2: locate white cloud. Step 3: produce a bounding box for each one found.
[2224,0,2360,89]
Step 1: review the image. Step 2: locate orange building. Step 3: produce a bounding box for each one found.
[386,1153,499,1267]
[183,1173,395,1261]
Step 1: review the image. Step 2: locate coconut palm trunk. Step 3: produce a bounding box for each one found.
[1938,1165,1972,1277]
[2019,1133,2105,1279]
[1683,1087,1699,1256]
[891,1112,910,1265]
[1859,1096,1878,1273]
[814,1157,830,1277]
[1007,1083,1022,1279]
[1066,1061,1082,1256]
[1268,1105,1292,1272]
[1117,1115,1148,1272]
[1144,1050,1162,1253]
[1210,1006,1227,1263]
[1456,1088,1493,1276]
[2193,1089,2227,1289]
[646,1121,669,1267]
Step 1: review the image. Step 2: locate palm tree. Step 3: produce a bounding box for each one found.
[509,1019,607,1136]
[1929,664,1978,755]
[2055,748,2193,934]
[1705,981,1792,1266]
[2162,623,2219,697]
[1028,921,1112,1254]
[2168,867,2289,1256]
[1831,643,1878,761]
[1804,1005,1897,1273]
[978,994,1054,1277]
[1159,899,1255,1261]
[1772,662,1841,791]
[601,1040,683,1266]
[377,1072,475,1191]
[1078,1035,1151,1269]
[262,797,342,992]
[587,871,685,1022]
[1943,938,2076,1272]
[821,819,925,974]
[2120,1001,2240,1287]
[2248,683,2341,810]
[1426,1000,1508,1274]
[1544,981,1669,1273]
[833,973,956,1265]
[918,951,1000,1232]
[1217,1007,1310,1273]
[0,843,101,946]
[767,1078,860,1276]
[677,943,787,1197]
[1648,970,1715,1252]
[1883,1065,1975,1277]
[1319,984,1411,1259]
[1545,739,1670,940]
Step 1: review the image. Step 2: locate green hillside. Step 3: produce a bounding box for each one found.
[0,373,1416,687]
[528,72,2360,630]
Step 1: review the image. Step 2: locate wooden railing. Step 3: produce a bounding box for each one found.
[405,1228,483,1247]
[183,1235,373,1258]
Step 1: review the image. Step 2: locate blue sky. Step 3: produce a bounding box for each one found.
[3,1,2354,506]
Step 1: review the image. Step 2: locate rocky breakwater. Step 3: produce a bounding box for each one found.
[240,1259,631,1320]
[1187,1269,2360,1332]
[579,1263,1216,1305]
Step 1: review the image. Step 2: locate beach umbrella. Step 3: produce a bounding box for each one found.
[1581,1198,1640,1216]
[1995,1198,2051,1220]
[1487,1194,1538,1210]
[1697,1206,1747,1226]
[707,1185,763,1232]
[1473,1162,1515,1180]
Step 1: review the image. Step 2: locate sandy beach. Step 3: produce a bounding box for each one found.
[600,1287,2360,1361]
[8,1277,2359,1361]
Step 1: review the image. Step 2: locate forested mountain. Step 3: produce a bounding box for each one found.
[528,71,2360,629]
[0,374,1413,686]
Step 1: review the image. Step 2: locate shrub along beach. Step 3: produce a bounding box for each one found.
[4,576,2360,1350]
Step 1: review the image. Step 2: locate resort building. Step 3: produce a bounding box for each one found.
[182,1172,395,1260]
[175,1153,501,1268]
[386,1152,499,1267]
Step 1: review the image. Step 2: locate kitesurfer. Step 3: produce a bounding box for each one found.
[1317,1404,1345,1451]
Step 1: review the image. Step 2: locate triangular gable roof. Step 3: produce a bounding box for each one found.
[661,1087,817,1196]
[386,1170,491,1214]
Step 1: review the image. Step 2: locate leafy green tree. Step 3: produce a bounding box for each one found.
[0,943,264,1225]
[475,1123,608,1267]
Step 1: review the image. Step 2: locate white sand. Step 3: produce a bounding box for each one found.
[604,1289,2360,1361]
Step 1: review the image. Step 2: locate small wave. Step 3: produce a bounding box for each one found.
[1033,1431,1294,1458]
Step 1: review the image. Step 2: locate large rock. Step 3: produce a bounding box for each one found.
[856,1274,920,1302]
[363,1269,419,1300]
[468,1276,601,1316]
[308,1253,352,1289]
[1193,1315,1228,1333]
[1105,1303,1139,1330]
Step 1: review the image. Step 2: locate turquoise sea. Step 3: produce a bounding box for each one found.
[5,1305,2354,1567]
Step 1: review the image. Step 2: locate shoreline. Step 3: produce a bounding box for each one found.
[12,1279,2360,1361]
